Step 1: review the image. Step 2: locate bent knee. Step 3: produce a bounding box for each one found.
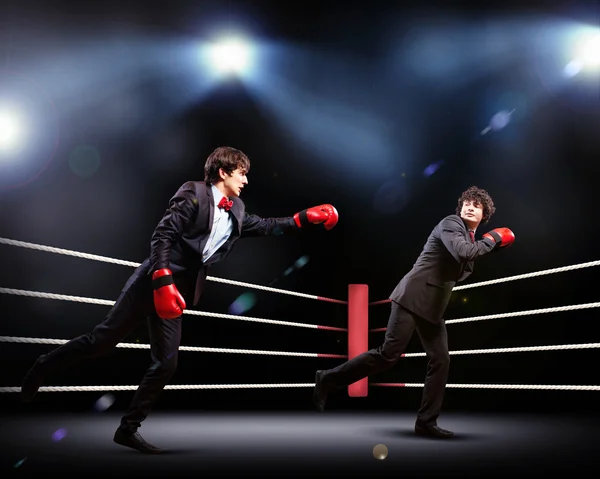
[434,353,450,368]
[149,358,178,377]
[381,343,404,363]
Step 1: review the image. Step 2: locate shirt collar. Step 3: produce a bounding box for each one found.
[211,184,228,208]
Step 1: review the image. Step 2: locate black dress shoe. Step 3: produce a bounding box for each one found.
[21,355,47,403]
[414,423,455,439]
[313,370,329,412]
[113,428,165,454]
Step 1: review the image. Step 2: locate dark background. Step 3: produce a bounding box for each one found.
[0,0,598,417]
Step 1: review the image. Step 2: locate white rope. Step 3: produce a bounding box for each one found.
[445,302,600,324]
[202,276,323,301]
[0,288,331,330]
[368,302,600,330]
[0,237,344,303]
[0,237,141,267]
[371,383,600,390]
[183,308,334,330]
[0,336,348,358]
[402,342,600,357]
[0,384,315,393]
[6,287,598,329]
[2,335,595,358]
[1,382,599,393]
[452,259,600,290]
[369,259,600,305]
[3,236,598,303]
[0,288,115,306]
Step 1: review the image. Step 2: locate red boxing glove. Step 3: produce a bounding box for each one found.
[294,204,339,230]
[152,268,186,319]
[322,204,339,230]
[483,227,515,248]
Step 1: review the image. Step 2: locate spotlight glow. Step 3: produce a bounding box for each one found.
[207,37,252,76]
[0,106,26,154]
[564,59,583,77]
[580,34,600,67]
[571,31,600,73]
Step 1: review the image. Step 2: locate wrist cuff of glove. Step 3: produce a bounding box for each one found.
[487,231,502,244]
[296,209,310,228]
[152,269,174,289]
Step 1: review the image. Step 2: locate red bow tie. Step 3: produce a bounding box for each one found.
[218,196,233,211]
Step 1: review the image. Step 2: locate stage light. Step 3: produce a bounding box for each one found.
[569,31,600,75]
[0,105,27,155]
[207,36,253,77]
[579,33,600,67]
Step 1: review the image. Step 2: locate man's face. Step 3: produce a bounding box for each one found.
[460,199,484,229]
[221,167,248,198]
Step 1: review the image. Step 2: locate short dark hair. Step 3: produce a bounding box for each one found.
[455,186,496,224]
[203,146,250,184]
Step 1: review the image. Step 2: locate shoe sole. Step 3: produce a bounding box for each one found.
[414,429,454,439]
[113,437,164,454]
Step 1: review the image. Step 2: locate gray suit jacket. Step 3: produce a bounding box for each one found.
[389,214,496,323]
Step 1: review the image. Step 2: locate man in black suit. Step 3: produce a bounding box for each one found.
[20,146,339,453]
[313,186,514,438]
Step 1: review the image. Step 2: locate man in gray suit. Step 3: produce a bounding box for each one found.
[313,186,514,438]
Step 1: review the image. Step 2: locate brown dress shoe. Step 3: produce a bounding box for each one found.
[113,428,165,454]
[414,422,455,439]
[313,370,329,412]
[21,355,47,403]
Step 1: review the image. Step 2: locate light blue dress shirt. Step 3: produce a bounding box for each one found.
[202,185,234,263]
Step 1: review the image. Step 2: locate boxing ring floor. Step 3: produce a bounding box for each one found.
[2,410,598,477]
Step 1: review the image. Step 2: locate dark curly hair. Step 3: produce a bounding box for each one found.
[204,146,251,184]
[455,186,496,224]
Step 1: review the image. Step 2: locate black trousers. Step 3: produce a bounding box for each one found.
[35,259,190,433]
[323,301,450,425]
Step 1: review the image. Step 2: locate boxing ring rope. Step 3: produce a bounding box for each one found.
[2,335,599,357]
[0,383,598,393]
[0,237,346,305]
[0,287,347,331]
[4,284,595,333]
[368,302,600,332]
[370,384,600,390]
[368,258,600,306]
[0,336,347,358]
[1,237,599,395]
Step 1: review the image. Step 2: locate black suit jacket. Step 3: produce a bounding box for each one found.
[145,181,300,305]
[389,214,496,323]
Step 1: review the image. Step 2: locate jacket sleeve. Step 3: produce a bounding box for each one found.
[240,214,300,237]
[149,183,199,271]
[439,216,495,263]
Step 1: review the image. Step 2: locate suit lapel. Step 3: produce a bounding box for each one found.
[457,215,473,274]
[229,200,243,235]
[206,184,215,229]
[459,217,469,241]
